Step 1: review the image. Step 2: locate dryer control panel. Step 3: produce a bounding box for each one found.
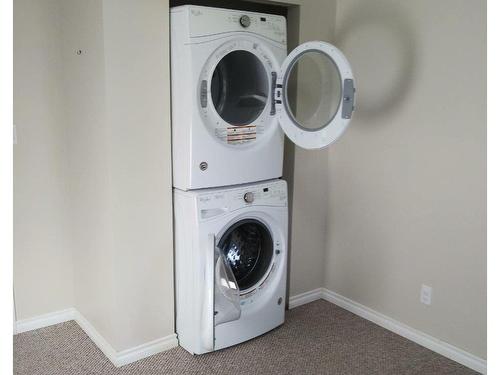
[185,5,287,45]
[197,180,287,220]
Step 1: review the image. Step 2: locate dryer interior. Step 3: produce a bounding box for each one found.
[211,51,269,126]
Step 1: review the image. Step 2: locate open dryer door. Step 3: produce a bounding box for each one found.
[274,41,356,150]
[201,234,241,352]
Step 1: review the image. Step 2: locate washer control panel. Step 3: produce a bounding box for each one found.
[197,180,287,219]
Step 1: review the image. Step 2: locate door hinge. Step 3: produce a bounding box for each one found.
[271,72,282,115]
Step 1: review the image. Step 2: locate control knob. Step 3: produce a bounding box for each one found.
[240,15,251,28]
[243,191,254,203]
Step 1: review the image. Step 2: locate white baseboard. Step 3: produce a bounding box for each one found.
[113,334,179,367]
[72,311,118,365]
[15,308,178,367]
[73,310,178,367]
[15,308,76,334]
[16,294,486,373]
[288,288,323,309]
[289,288,487,375]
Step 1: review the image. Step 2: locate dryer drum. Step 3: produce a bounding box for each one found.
[211,50,269,126]
[218,218,274,292]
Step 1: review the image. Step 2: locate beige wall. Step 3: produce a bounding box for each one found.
[14,0,74,319]
[324,0,486,358]
[60,0,117,347]
[15,0,174,352]
[60,0,174,351]
[101,0,174,351]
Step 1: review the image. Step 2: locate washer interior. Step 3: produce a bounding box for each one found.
[218,218,274,292]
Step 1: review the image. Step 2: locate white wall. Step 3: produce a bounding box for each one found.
[324,0,486,359]
[13,0,74,320]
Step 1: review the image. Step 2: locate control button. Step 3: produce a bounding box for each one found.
[243,191,254,203]
[240,15,251,28]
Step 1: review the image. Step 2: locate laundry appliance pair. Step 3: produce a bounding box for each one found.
[170,4,355,354]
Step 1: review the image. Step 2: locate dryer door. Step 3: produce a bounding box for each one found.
[275,41,356,150]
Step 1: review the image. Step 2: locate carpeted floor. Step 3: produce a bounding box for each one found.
[14,300,478,375]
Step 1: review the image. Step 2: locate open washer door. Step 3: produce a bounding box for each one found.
[214,247,241,326]
[274,41,356,150]
[201,234,241,352]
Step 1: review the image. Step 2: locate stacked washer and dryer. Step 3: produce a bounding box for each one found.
[170,5,355,354]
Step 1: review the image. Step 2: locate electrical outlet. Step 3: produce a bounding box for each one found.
[420,284,432,305]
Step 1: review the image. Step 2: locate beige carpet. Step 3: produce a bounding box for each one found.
[14,300,478,375]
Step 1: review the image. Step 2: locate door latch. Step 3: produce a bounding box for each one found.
[342,79,355,119]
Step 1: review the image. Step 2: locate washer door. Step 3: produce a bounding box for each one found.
[214,247,241,326]
[275,41,356,149]
[218,219,274,292]
[202,233,242,351]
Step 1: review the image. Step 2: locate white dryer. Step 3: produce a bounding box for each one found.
[170,5,356,191]
[174,179,287,354]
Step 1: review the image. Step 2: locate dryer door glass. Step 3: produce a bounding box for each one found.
[277,41,356,150]
[218,219,273,292]
[211,51,269,126]
[286,51,342,131]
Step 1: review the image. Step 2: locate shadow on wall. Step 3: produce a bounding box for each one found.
[334,3,417,121]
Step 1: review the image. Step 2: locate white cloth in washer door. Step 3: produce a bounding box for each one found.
[214,249,241,326]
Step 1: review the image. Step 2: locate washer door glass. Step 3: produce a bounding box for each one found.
[211,50,269,126]
[218,219,273,292]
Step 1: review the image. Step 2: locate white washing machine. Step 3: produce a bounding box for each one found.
[170,5,356,191]
[174,179,288,354]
